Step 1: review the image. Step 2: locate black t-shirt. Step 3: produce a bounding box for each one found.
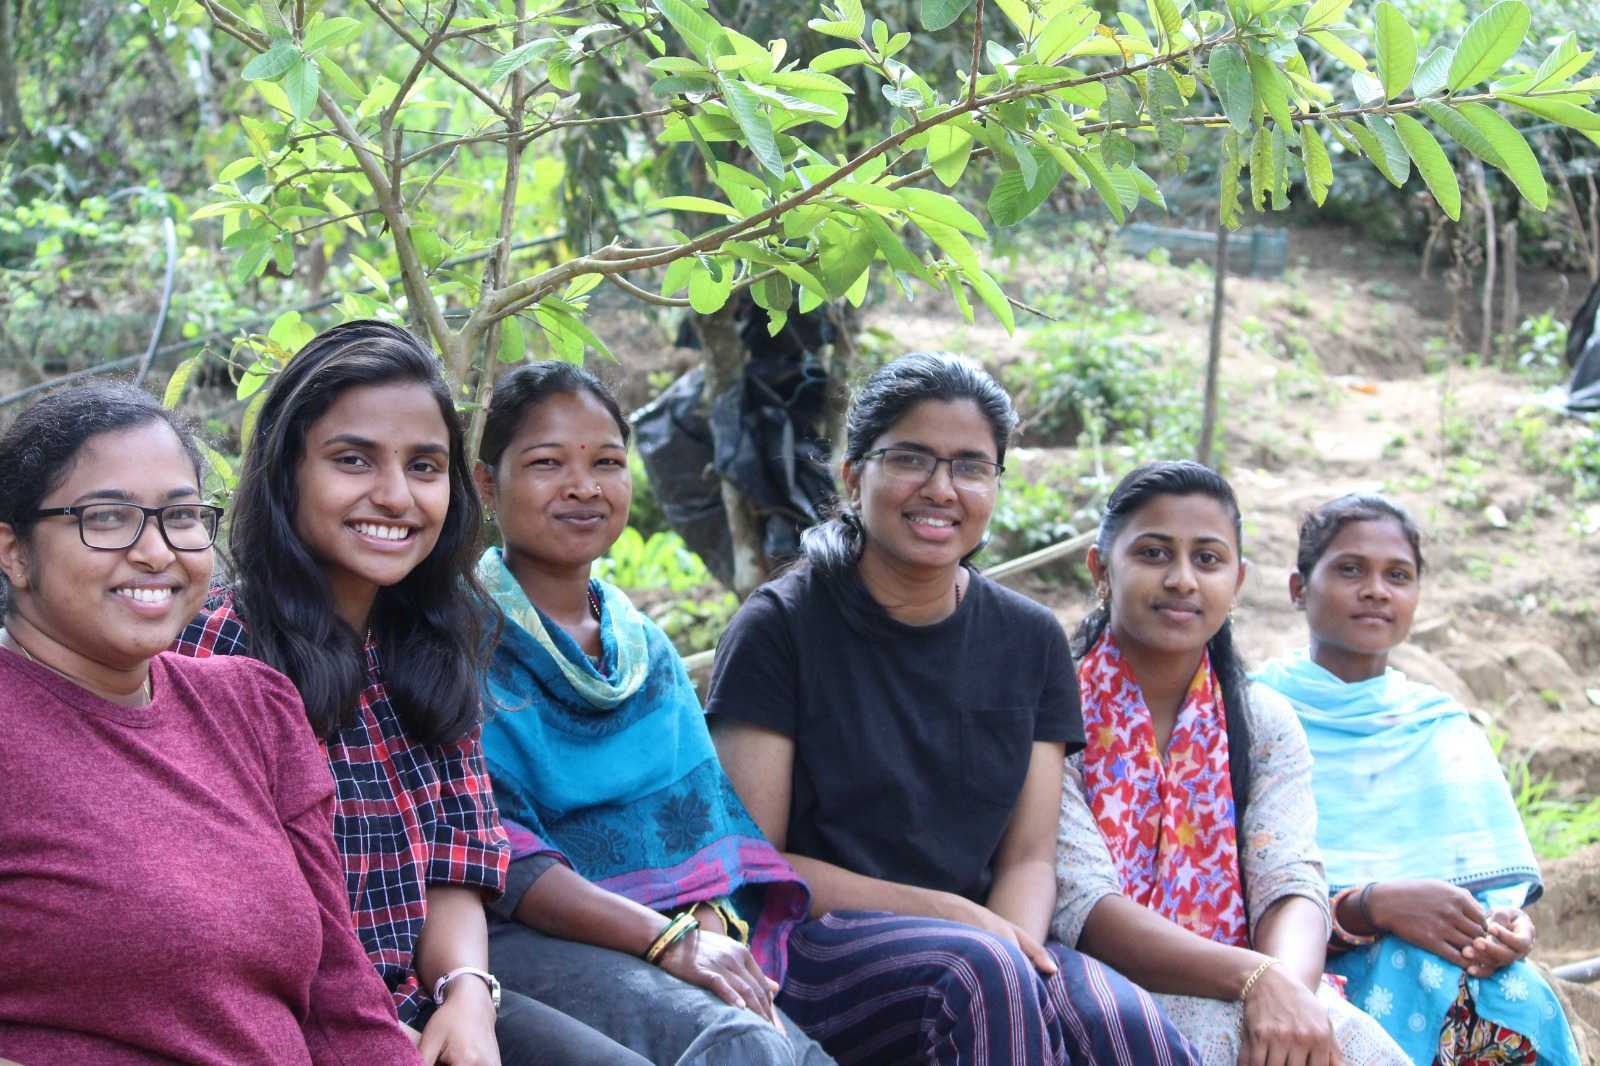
[705,562,1083,903]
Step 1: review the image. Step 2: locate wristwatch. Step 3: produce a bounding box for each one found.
[432,966,502,1010]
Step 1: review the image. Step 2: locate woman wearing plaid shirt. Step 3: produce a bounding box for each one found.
[176,322,644,1066]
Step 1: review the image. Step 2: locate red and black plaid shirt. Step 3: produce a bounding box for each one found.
[175,591,509,1027]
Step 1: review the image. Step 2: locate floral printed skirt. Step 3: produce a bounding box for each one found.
[1436,973,1536,1065]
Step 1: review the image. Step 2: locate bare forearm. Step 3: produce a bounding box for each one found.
[986,860,1056,943]
[415,884,491,990]
[1079,894,1265,1000]
[512,863,667,957]
[1255,895,1328,991]
[786,853,955,921]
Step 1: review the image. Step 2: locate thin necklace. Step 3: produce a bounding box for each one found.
[587,584,602,622]
[5,631,152,704]
[953,574,963,610]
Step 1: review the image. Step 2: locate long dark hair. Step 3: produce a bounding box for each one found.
[228,320,490,743]
[479,361,630,470]
[1071,460,1254,829]
[1295,493,1425,580]
[800,351,1017,575]
[0,382,203,616]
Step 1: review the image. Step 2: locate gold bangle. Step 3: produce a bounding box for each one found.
[1239,957,1280,1002]
[644,912,699,965]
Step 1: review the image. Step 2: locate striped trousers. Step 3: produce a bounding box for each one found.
[777,912,1201,1066]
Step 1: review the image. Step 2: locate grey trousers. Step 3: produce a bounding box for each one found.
[488,919,836,1066]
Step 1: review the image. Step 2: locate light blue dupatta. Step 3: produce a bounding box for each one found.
[1256,652,1579,1066]
[1254,650,1539,899]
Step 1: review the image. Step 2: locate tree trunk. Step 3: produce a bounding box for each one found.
[1197,221,1228,467]
[0,0,25,140]
[1500,220,1518,364]
[1471,159,1497,360]
[696,303,768,598]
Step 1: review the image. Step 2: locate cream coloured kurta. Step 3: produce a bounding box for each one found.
[1053,681,1408,1066]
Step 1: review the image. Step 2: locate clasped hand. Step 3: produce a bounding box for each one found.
[1368,881,1533,977]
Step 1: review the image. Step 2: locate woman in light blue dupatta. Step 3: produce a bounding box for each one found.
[1255,494,1579,1066]
[471,362,831,1066]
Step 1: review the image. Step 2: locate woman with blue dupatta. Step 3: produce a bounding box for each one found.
[1256,493,1580,1066]
[471,361,832,1066]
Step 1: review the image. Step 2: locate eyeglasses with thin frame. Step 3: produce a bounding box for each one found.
[860,447,1004,489]
[28,503,225,552]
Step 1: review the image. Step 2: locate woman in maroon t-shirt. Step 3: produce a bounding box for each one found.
[0,382,419,1065]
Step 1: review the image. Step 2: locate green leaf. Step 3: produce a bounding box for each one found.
[720,79,783,176]
[349,253,391,297]
[653,194,742,216]
[282,54,320,121]
[654,0,722,60]
[1248,126,1271,211]
[1306,29,1370,72]
[490,39,560,84]
[988,149,1064,226]
[687,258,734,313]
[1413,45,1454,96]
[217,156,258,182]
[926,123,975,187]
[964,267,1015,333]
[232,243,272,287]
[808,0,866,38]
[1455,101,1547,210]
[910,217,980,273]
[817,223,876,298]
[1067,148,1124,224]
[1503,94,1600,133]
[1038,8,1098,64]
[303,15,361,52]
[163,354,202,408]
[921,0,975,31]
[497,317,527,363]
[201,445,236,487]
[833,181,905,210]
[1128,165,1166,209]
[852,209,930,280]
[662,256,696,297]
[1210,44,1255,135]
[315,54,362,102]
[1524,34,1591,93]
[775,261,830,298]
[1299,124,1333,206]
[1374,2,1416,101]
[242,42,298,81]
[1350,116,1410,187]
[1446,0,1530,92]
[1246,52,1294,132]
[1219,132,1244,230]
[809,47,872,72]
[1392,113,1461,220]
[900,188,986,236]
[1420,100,1505,169]
[268,310,315,352]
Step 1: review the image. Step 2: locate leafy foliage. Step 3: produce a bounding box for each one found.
[124,0,1596,434]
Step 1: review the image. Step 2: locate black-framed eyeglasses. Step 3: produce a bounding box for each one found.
[861,447,1004,488]
[28,503,224,552]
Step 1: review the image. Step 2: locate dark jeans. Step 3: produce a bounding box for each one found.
[498,987,650,1066]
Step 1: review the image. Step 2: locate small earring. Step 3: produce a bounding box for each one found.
[1094,584,1109,609]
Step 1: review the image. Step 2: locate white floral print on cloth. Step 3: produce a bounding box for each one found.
[1054,682,1409,1065]
[1329,923,1582,1066]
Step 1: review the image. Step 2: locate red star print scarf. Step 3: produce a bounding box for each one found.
[1078,632,1248,946]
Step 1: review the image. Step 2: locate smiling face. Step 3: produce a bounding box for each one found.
[477,389,631,576]
[291,381,452,629]
[1090,493,1245,664]
[0,421,212,673]
[843,398,998,576]
[1291,517,1421,681]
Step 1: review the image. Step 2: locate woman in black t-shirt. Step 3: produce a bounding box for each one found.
[708,352,1199,1066]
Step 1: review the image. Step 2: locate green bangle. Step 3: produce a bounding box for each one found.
[644,912,700,965]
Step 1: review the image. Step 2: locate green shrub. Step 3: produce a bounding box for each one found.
[593,528,711,591]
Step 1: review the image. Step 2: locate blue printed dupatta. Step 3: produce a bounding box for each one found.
[1256,652,1579,1066]
[476,547,809,981]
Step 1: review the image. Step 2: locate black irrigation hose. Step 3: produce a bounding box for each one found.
[0,213,662,410]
